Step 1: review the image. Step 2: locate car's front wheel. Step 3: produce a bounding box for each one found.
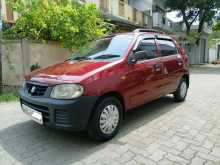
[87,97,123,142]
[173,78,188,102]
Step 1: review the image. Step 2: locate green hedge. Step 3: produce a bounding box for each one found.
[4,0,109,50]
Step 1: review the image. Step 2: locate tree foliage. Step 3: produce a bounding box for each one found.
[209,21,220,47]
[185,31,201,45]
[3,0,108,50]
[165,0,220,35]
[213,21,220,31]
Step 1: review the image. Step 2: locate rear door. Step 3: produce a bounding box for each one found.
[157,38,184,94]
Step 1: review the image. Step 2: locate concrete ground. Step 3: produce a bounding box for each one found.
[1,66,220,165]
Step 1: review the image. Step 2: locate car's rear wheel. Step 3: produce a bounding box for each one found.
[87,97,122,142]
[173,78,188,102]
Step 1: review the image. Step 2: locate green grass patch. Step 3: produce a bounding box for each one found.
[0,92,18,102]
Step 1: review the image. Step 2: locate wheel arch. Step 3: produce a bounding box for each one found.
[88,91,126,127]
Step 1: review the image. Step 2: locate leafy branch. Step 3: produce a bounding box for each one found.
[3,0,110,51]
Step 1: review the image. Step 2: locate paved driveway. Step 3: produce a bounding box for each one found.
[1,66,220,165]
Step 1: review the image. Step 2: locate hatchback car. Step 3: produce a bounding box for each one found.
[19,29,189,141]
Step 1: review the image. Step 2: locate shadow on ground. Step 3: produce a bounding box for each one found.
[0,96,183,165]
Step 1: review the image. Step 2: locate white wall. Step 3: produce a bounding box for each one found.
[209,48,217,63]
[209,43,220,63]
[2,40,71,86]
[2,41,24,86]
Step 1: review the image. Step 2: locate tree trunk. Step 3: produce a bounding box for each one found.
[186,25,191,35]
[196,12,206,45]
[198,17,205,33]
[181,9,191,36]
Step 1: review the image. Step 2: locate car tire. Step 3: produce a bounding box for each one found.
[87,97,123,142]
[173,78,188,102]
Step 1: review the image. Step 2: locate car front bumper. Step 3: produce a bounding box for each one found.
[19,89,98,131]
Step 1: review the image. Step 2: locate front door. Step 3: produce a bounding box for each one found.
[123,37,164,109]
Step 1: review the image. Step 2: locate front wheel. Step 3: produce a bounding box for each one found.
[173,78,188,102]
[87,97,123,142]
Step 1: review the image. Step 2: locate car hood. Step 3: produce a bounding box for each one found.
[27,60,110,84]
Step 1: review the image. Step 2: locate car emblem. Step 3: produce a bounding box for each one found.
[31,86,36,93]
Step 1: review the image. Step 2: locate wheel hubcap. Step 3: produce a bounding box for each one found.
[180,81,187,98]
[99,105,119,135]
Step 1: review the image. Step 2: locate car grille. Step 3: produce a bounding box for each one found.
[55,110,73,128]
[21,100,50,123]
[26,82,48,96]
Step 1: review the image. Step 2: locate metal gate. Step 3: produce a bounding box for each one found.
[200,39,206,63]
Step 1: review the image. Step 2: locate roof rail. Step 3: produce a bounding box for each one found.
[133,29,165,34]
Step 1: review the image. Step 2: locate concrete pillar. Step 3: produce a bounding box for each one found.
[0,38,2,92]
[0,25,2,92]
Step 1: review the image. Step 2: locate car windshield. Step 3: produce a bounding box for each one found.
[69,35,134,62]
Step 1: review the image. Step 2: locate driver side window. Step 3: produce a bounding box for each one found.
[135,38,157,60]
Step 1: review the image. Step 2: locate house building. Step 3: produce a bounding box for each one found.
[0,0,172,32]
[0,0,19,23]
[0,0,154,31]
[80,0,153,31]
[171,21,212,64]
[152,0,170,31]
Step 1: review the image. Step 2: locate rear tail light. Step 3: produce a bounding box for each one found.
[179,47,189,67]
[179,47,186,55]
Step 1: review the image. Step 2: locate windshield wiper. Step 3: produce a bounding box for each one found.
[69,56,91,61]
[67,54,120,61]
[94,54,120,59]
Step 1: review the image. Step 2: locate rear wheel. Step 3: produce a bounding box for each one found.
[87,97,122,142]
[173,78,188,102]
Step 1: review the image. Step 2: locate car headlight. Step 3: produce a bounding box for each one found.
[50,84,84,99]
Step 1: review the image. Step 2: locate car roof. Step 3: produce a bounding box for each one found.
[102,30,173,41]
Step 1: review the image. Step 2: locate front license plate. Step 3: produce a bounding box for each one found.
[22,104,43,125]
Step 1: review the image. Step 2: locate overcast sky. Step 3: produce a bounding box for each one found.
[166,11,201,25]
[166,11,182,22]
[167,10,220,23]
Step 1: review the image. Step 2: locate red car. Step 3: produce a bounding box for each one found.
[19,29,189,141]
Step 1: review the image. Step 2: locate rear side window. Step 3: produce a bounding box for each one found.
[157,39,178,56]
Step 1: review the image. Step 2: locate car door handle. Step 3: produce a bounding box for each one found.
[154,64,161,72]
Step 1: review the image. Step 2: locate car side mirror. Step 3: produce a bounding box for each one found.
[128,50,154,64]
[128,53,137,64]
